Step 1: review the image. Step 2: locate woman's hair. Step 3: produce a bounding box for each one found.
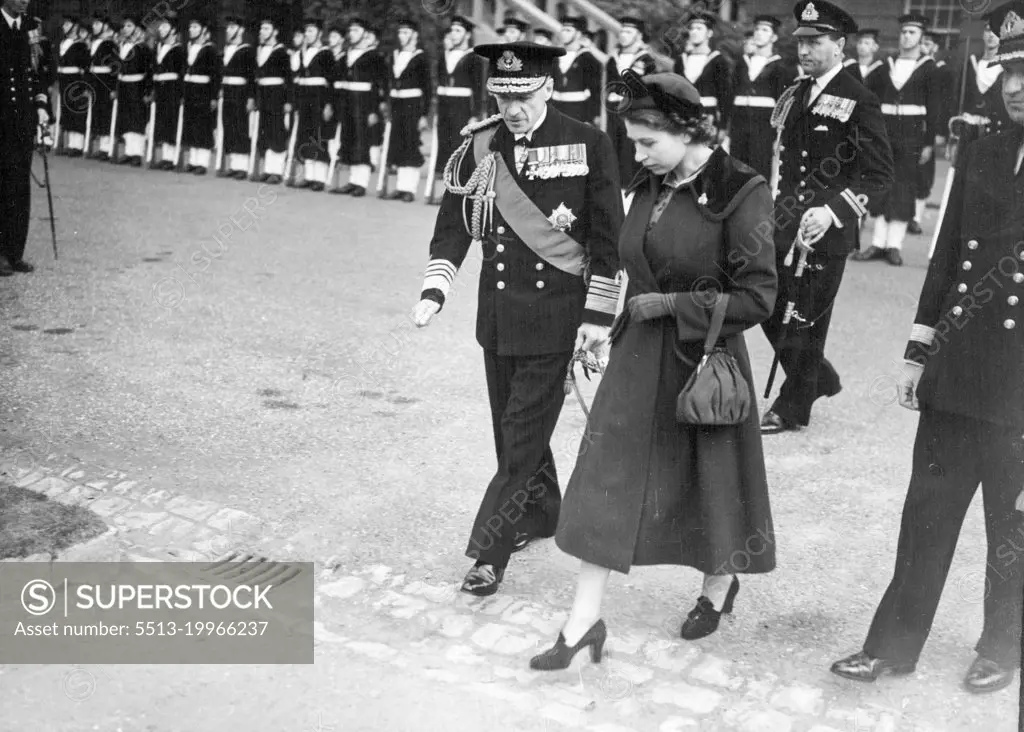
[620,107,716,145]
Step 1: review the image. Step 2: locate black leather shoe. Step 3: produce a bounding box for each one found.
[830,651,916,682]
[309,182,325,192]
[511,532,533,554]
[461,563,504,597]
[760,411,798,434]
[384,190,404,201]
[400,192,415,203]
[10,260,34,273]
[850,245,887,262]
[908,219,923,235]
[334,183,357,195]
[233,171,248,180]
[680,576,739,641]
[350,185,367,197]
[193,166,207,176]
[530,619,606,670]
[0,260,14,277]
[885,249,904,267]
[963,656,1016,694]
[265,175,282,185]
[184,164,195,173]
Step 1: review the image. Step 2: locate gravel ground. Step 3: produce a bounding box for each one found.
[0,155,1016,731]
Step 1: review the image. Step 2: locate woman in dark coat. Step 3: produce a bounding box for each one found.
[530,71,778,671]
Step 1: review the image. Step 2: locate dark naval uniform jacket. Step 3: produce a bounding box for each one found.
[773,69,893,254]
[673,50,734,130]
[958,55,1013,139]
[57,36,91,135]
[551,49,602,124]
[114,41,152,136]
[387,48,431,168]
[220,42,256,156]
[421,107,624,355]
[182,42,219,149]
[906,127,1024,429]
[729,53,794,178]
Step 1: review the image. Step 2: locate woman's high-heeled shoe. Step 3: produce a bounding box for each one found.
[529,619,607,671]
[680,576,739,641]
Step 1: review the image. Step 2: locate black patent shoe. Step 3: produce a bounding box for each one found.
[908,219,923,235]
[850,245,886,262]
[461,563,504,597]
[885,248,904,267]
[511,532,533,554]
[333,183,357,195]
[350,185,367,198]
[963,656,1016,694]
[680,576,738,641]
[530,619,606,671]
[830,651,916,682]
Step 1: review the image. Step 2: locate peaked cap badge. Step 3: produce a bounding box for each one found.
[802,2,819,22]
[499,50,523,72]
[1003,11,1024,40]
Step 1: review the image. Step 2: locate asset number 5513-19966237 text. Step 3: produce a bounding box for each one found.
[134,621,269,637]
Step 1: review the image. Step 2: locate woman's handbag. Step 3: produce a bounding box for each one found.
[675,294,752,426]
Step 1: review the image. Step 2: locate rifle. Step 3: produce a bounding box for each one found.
[173,101,184,169]
[53,87,62,154]
[325,120,342,192]
[215,90,225,175]
[248,110,260,180]
[283,109,300,185]
[108,96,119,161]
[145,100,156,165]
[764,232,814,399]
[423,111,439,204]
[83,89,93,157]
[376,117,393,198]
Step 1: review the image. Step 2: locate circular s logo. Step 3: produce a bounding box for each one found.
[22,579,56,616]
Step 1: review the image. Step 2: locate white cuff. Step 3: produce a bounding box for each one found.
[910,324,936,345]
[584,274,621,316]
[422,259,457,297]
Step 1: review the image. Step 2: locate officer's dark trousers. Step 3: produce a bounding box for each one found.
[0,143,33,265]
[863,409,1024,667]
[761,243,846,426]
[465,349,572,568]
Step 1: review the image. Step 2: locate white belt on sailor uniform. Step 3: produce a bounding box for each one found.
[89,65,113,74]
[257,77,285,86]
[334,80,371,91]
[881,103,927,116]
[184,74,212,84]
[153,72,180,82]
[700,96,718,108]
[118,73,145,83]
[436,85,471,97]
[552,89,591,102]
[58,66,82,74]
[221,76,249,86]
[296,77,328,87]
[733,95,776,108]
[389,88,423,99]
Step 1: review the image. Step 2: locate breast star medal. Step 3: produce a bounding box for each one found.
[548,203,577,232]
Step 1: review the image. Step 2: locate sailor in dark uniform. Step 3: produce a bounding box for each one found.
[673,12,734,138]
[532,28,554,46]
[253,17,291,184]
[850,28,884,92]
[383,18,431,203]
[87,14,118,160]
[111,16,151,166]
[0,0,52,277]
[501,16,528,44]
[332,17,387,197]
[429,16,487,203]
[729,14,795,178]
[831,0,1024,695]
[150,14,184,171]
[910,29,953,234]
[289,18,333,191]
[181,17,219,175]
[56,15,90,157]
[218,16,256,180]
[412,42,624,596]
[551,16,601,125]
[364,22,387,174]
[604,16,651,192]
[854,14,940,266]
[760,0,894,434]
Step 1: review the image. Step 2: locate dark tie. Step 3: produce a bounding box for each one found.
[802,77,816,109]
[514,138,529,174]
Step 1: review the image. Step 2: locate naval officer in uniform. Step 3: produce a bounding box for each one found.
[760,0,893,434]
[831,0,1024,696]
[412,42,624,596]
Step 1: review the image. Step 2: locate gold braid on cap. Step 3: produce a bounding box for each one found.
[443,114,505,242]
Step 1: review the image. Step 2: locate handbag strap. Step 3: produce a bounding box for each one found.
[702,293,730,355]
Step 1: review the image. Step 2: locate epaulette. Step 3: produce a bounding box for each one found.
[460,113,503,138]
[771,82,801,128]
